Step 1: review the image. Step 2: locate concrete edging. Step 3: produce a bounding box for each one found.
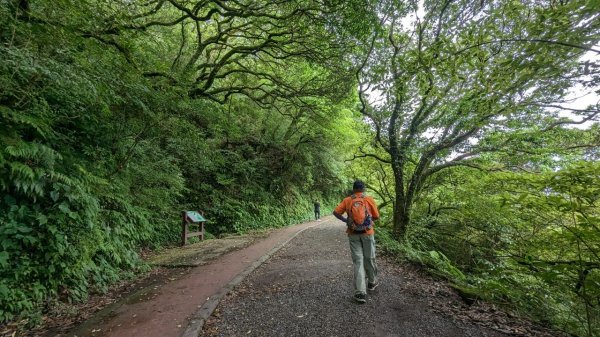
[181,221,322,337]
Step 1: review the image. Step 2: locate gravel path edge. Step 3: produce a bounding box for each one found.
[180,221,323,337]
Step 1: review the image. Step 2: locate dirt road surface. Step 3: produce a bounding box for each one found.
[66,217,558,337]
[203,219,554,337]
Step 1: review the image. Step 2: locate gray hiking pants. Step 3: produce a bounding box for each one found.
[348,233,378,295]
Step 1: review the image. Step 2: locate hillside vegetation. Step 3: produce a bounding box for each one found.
[1,1,599,336]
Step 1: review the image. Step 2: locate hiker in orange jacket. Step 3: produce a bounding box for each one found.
[333,180,380,303]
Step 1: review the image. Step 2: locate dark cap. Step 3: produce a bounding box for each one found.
[352,180,365,192]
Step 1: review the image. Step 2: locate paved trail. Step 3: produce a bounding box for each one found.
[203,219,509,337]
[68,217,554,337]
[68,220,321,337]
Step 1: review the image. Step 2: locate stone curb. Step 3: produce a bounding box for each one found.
[180,221,323,337]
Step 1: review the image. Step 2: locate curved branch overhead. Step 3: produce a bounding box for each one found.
[354,0,600,238]
[81,0,349,106]
[1,1,600,335]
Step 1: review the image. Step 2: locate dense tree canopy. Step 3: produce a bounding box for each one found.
[355,0,599,238]
[0,0,366,325]
[350,1,600,335]
[1,0,599,336]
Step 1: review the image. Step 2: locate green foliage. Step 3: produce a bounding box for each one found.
[2,1,598,337]
[0,0,356,326]
[392,160,600,336]
[355,0,600,240]
[375,227,404,258]
[349,1,600,334]
[378,227,466,282]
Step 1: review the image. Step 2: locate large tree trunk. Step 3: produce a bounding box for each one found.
[392,194,411,241]
[391,163,411,241]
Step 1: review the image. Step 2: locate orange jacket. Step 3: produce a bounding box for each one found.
[334,192,380,235]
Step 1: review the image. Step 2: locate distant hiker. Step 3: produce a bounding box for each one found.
[333,180,380,303]
[314,200,321,220]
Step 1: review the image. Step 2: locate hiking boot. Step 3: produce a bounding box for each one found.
[354,293,366,303]
[367,281,379,291]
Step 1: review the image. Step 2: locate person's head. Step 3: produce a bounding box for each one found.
[352,180,365,192]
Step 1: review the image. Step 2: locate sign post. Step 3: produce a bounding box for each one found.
[181,211,206,246]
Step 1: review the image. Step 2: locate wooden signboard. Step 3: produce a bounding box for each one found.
[181,211,206,246]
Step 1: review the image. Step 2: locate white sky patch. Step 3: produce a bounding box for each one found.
[398,0,425,32]
[576,13,600,29]
[364,87,386,108]
[555,48,599,129]
[562,86,598,110]
[365,8,599,135]
[423,127,440,142]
